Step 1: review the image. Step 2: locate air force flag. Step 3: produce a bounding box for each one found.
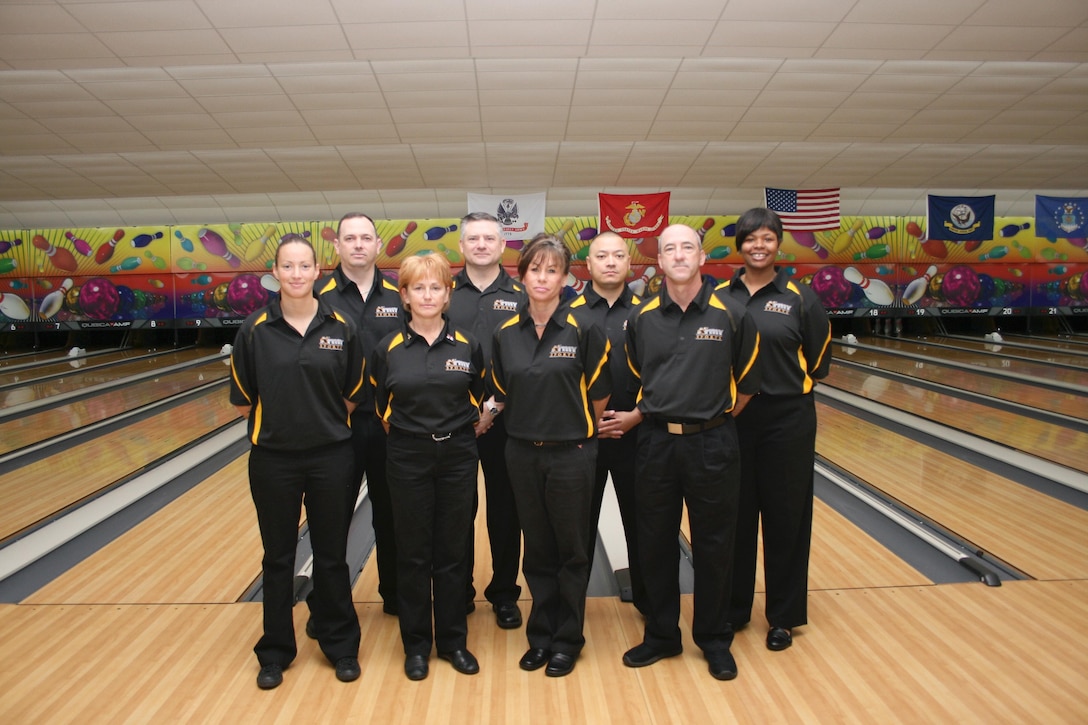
[926,194,995,242]
[1036,195,1087,240]
[467,192,546,241]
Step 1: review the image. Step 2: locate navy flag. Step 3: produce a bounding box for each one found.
[1036,195,1087,240]
[926,194,995,242]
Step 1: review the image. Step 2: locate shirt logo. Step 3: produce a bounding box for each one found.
[445,358,472,374]
[374,306,399,318]
[695,326,724,342]
[550,344,578,359]
[764,300,793,315]
[319,336,345,351]
[493,299,519,312]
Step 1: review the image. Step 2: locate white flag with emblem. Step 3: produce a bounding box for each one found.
[467,192,546,241]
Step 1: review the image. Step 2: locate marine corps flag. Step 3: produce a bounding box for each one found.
[926,194,995,242]
[598,192,670,238]
[467,191,546,241]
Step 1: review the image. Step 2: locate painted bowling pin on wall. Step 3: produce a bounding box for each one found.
[843,266,894,306]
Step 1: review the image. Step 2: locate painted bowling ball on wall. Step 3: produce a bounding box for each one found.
[940,265,981,307]
[78,277,121,320]
[809,265,853,308]
[226,274,268,316]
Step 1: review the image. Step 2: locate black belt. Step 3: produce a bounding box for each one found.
[650,414,728,436]
[512,437,585,448]
[391,423,474,442]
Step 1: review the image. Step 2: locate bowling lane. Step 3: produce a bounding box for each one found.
[0,347,72,368]
[816,403,1088,581]
[824,365,1088,474]
[931,336,1088,368]
[1001,333,1088,352]
[861,337,1087,385]
[22,455,262,605]
[0,347,160,387]
[0,390,240,543]
[0,360,231,455]
[835,346,1086,420]
[0,347,221,409]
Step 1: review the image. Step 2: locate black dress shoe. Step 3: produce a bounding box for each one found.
[493,601,522,629]
[438,649,480,675]
[518,647,550,671]
[545,652,576,677]
[256,663,283,690]
[622,642,682,668]
[466,600,476,614]
[383,601,399,616]
[335,656,360,682]
[706,650,738,681]
[766,627,792,651]
[404,654,428,681]
[305,618,318,639]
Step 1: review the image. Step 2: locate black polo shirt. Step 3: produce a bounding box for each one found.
[719,267,831,396]
[448,266,525,364]
[371,316,485,435]
[230,297,366,449]
[492,302,612,442]
[317,265,403,404]
[626,277,761,421]
[568,284,641,412]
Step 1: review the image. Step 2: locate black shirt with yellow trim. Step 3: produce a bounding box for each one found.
[719,267,831,396]
[371,315,485,435]
[230,297,366,449]
[568,284,641,412]
[448,266,525,365]
[626,277,761,421]
[491,301,612,442]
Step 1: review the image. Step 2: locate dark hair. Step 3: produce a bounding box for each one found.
[735,207,783,246]
[275,233,316,264]
[517,233,571,278]
[337,212,377,236]
[461,211,500,226]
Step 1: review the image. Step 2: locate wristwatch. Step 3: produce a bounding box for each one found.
[486,403,500,416]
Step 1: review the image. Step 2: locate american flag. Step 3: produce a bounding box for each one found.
[764,188,841,231]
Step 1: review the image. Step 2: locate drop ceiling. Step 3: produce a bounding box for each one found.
[0,0,1086,228]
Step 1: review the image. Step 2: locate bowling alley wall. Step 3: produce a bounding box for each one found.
[0,216,1085,332]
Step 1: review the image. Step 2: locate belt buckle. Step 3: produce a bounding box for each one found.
[432,432,452,442]
[666,422,684,435]
[533,440,544,447]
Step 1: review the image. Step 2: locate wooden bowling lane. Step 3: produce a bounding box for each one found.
[2,581,1085,722]
[824,364,1088,474]
[860,336,1087,386]
[0,346,80,368]
[21,454,262,605]
[931,335,1088,368]
[835,345,1087,420]
[1001,333,1088,352]
[816,402,1088,580]
[0,346,221,408]
[0,347,172,387]
[0,390,240,544]
[0,360,231,455]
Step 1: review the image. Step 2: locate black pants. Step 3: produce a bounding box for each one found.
[387,427,478,656]
[350,411,397,607]
[506,437,596,656]
[469,417,522,605]
[592,430,647,613]
[635,419,740,655]
[729,394,816,630]
[249,440,360,667]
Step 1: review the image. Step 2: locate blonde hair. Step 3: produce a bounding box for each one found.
[398,252,453,312]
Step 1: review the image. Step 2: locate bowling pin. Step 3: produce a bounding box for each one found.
[628,266,656,296]
[719,223,736,238]
[32,235,78,272]
[65,231,93,256]
[244,225,278,262]
[554,220,575,243]
[791,231,829,259]
[0,238,22,254]
[564,273,587,294]
[979,246,1008,261]
[260,274,281,293]
[999,222,1030,238]
[576,227,597,242]
[174,229,195,253]
[423,224,457,242]
[437,243,462,263]
[145,251,168,270]
[0,291,30,320]
[843,266,894,306]
[0,258,16,274]
[708,245,732,260]
[867,225,896,240]
[387,221,417,256]
[110,256,141,273]
[697,218,714,240]
[130,231,164,248]
[38,278,73,318]
[95,229,125,264]
[832,219,864,253]
[852,244,889,261]
[902,265,937,305]
[198,228,242,268]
